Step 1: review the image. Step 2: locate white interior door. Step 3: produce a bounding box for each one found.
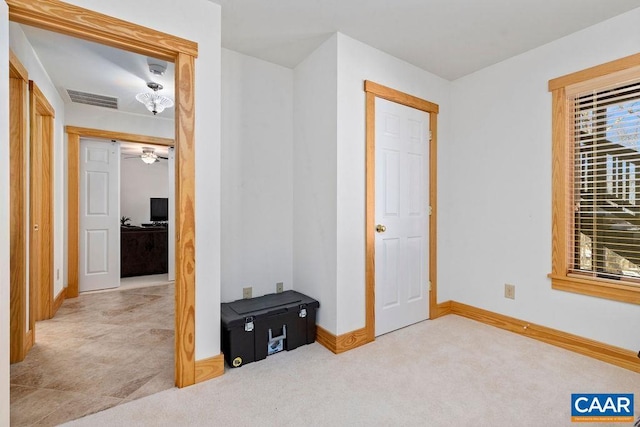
[167,147,175,282]
[375,97,430,336]
[79,139,120,292]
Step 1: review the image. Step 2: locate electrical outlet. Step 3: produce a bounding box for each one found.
[243,287,252,299]
[504,284,515,300]
[276,282,284,293]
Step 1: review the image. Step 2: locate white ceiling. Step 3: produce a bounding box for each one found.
[19,24,175,118]
[209,0,640,80]
[16,0,640,123]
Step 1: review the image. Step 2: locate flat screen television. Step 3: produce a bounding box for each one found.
[150,197,168,222]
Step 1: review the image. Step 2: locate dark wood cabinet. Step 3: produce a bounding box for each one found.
[120,227,168,277]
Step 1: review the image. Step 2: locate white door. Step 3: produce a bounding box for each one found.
[375,97,430,336]
[167,147,175,282]
[79,139,120,292]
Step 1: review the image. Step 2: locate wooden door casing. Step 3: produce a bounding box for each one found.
[9,51,31,363]
[29,81,54,322]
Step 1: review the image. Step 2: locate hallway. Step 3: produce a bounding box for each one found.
[10,282,174,426]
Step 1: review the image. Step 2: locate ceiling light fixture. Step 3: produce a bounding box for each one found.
[135,82,174,116]
[140,148,159,164]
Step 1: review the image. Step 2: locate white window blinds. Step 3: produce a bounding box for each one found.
[571,80,640,282]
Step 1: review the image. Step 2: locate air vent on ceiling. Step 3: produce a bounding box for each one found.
[66,89,118,109]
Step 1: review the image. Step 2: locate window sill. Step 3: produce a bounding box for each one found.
[548,274,640,305]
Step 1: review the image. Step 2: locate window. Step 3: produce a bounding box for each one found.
[549,54,640,304]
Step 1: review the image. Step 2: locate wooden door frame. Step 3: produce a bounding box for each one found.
[66,126,174,298]
[29,80,55,322]
[8,0,199,388]
[364,80,444,342]
[9,50,33,362]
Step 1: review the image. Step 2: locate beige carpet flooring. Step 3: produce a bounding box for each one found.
[62,315,640,427]
[10,282,174,426]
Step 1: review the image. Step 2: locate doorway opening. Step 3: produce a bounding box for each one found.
[8,0,198,388]
[67,128,175,296]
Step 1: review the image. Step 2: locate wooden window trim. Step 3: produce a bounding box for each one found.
[549,54,640,305]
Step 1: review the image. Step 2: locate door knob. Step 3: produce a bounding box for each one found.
[375,224,386,233]
[33,224,39,231]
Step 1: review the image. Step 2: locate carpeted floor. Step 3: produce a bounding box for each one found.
[10,282,174,426]
[63,315,640,426]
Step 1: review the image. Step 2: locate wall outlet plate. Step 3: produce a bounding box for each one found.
[243,287,252,299]
[504,284,515,300]
[276,282,284,293]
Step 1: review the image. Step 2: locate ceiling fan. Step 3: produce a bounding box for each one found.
[124,147,168,164]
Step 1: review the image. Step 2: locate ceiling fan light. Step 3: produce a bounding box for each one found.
[140,150,158,164]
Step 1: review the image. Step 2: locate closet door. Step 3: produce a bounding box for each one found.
[79,139,120,292]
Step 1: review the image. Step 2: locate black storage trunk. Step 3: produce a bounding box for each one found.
[221,290,319,368]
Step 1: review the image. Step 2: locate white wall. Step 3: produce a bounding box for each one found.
[120,157,169,225]
[221,49,293,302]
[0,2,10,423]
[334,33,452,334]
[293,35,339,333]
[446,8,640,351]
[59,0,222,359]
[293,33,452,335]
[9,23,67,299]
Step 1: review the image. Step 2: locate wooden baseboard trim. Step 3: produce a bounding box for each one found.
[316,326,372,354]
[194,354,225,384]
[315,326,335,351]
[431,300,452,319]
[52,287,66,316]
[449,301,640,373]
[23,329,33,355]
